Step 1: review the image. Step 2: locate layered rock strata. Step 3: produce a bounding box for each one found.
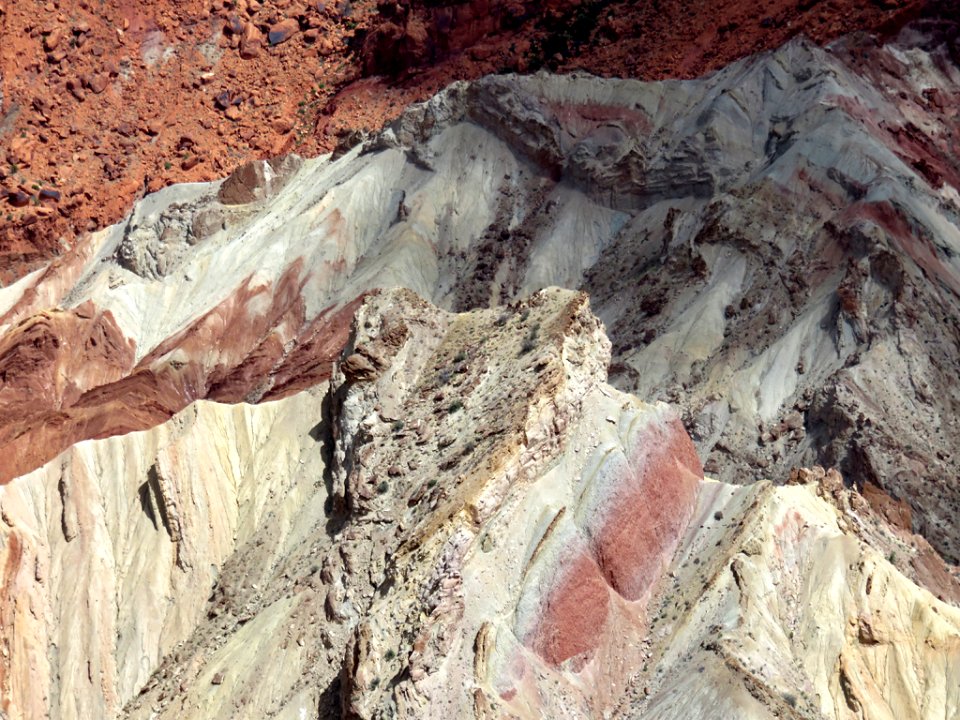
[1,289,957,720]
[3,21,960,561]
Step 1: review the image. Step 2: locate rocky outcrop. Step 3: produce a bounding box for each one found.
[617,467,960,720]
[4,20,960,561]
[0,0,940,283]
[1,289,956,720]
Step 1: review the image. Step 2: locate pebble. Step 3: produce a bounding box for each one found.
[66,79,86,101]
[268,18,299,45]
[214,90,233,110]
[239,23,262,58]
[86,74,109,94]
[223,13,244,35]
[43,27,63,51]
[6,190,30,207]
[271,117,294,133]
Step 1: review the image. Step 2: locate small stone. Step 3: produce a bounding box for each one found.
[87,74,109,94]
[39,188,61,202]
[6,190,30,207]
[271,117,294,134]
[144,120,162,136]
[177,135,198,151]
[66,80,86,101]
[182,155,201,170]
[239,23,262,58]
[342,353,377,382]
[211,672,224,685]
[43,27,63,51]
[214,90,233,110]
[74,19,90,34]
[224,105,241,121]
[316,36,335,55]
[268,18,299,45]
[223,13,244,35]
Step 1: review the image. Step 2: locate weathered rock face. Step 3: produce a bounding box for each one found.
[327,289,702,719]
[1,289,957,720]
[616,468,960,720]
[3,16,960,720]
[0,387,330,720]
[3,20,960,562]
[0,0,932,284]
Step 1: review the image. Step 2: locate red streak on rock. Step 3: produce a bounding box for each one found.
[593,418,703,601]
[545,102,653,141]
[843,200,960,297]
[529,549,612,667]
[262,295,368,401]
[862,481,913,532]
[830,90,960,194]
[0,262,365,483]
[528,416,702,667]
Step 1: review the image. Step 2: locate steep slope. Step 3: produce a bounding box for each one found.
[2,20,960,562]
[2,289,957,719]
[0,386,329,719]
[616,468,960,720]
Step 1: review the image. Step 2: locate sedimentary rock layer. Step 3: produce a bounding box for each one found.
[2,289,957,720]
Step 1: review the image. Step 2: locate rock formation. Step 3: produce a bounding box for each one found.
[2,7,960,720]
[3,18,960,561]
[1,288,957,719]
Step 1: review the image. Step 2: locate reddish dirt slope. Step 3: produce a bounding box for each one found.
[0,0,937,284]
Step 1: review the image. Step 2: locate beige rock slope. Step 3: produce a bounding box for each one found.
[617,468,960,720]
[0,386,328,719]
[2,288,957,719]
